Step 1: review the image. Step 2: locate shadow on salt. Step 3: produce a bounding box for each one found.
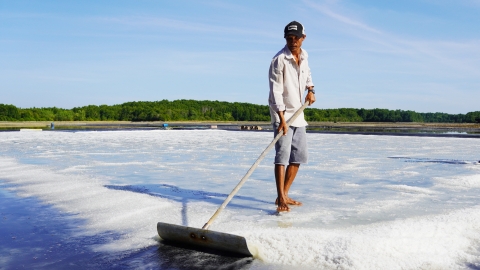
[389,156,479,165]
[104,184,276,227]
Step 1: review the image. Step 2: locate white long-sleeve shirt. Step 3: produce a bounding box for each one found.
[268,45,314,127]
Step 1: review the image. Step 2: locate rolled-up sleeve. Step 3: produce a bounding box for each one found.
[269,58,285,112]
[305,65,314,88]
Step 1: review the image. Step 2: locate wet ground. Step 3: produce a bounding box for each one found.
[0,187,253,270]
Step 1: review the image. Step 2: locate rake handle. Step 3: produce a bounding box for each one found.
[202,101,310,230]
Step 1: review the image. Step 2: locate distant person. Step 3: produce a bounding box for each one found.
[268,21,316,212]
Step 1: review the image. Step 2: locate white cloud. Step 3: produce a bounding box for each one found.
[94,16,277,38]
[304,0,382,34]
[304,0,480,77]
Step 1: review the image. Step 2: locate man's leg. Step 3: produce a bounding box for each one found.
[284,163,302,205]
[275,163,302,211]
[273,121,293,212]
[275,164,289,212]
[281,125,307,206]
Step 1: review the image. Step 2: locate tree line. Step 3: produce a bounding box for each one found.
[1,100,479,123]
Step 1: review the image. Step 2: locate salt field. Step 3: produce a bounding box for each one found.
[1,129,480,269]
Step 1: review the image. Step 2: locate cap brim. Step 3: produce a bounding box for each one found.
[284,31,304,38]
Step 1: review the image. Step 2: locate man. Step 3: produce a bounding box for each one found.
[268,21,316,212]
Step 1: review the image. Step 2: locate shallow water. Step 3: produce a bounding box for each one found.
[1,130,480,269]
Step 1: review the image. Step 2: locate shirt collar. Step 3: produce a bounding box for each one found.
[284,45,307,60]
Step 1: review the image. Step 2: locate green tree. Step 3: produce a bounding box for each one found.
[0,104,20,120]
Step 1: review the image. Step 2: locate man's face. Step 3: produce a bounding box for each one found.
[285,35,305,52]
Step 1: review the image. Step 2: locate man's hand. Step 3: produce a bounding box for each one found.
[277,111,288,135]
[305,90,316,106]
[278,121,288,136]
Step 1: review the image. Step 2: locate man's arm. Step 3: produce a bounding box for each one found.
[269,57,289,135]
[305,86,316,105]
[277,110,288,136]
[305,63,315,105]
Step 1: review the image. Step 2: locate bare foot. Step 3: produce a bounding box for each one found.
[276,200,290,212]
[275,197,303,206]
[287,197,302,206]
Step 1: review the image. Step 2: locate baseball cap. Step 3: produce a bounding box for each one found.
[284,21,305,38]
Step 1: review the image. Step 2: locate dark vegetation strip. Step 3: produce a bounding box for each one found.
[1,100,479,123]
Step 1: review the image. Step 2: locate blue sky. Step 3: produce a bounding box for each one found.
[1,0,479,113]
